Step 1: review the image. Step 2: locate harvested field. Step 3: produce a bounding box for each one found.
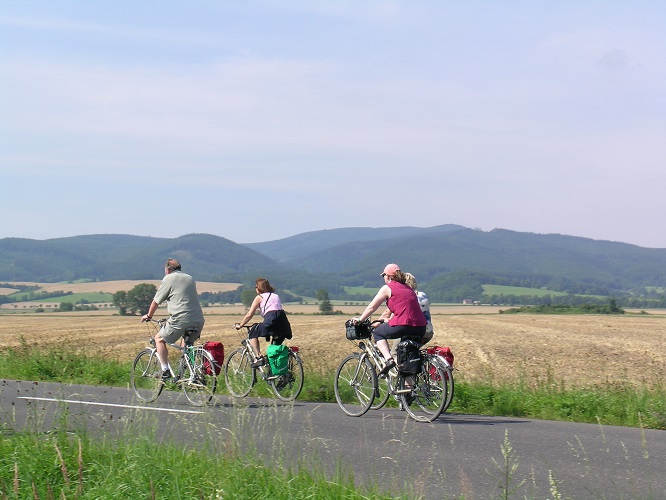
[0,281,240,295]
[1,309,665,389]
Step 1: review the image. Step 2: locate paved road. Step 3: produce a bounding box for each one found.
[1,379,664,499]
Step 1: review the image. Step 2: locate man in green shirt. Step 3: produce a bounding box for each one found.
[141,258,205,379]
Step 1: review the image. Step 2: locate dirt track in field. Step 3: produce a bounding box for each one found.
[2,307,665,388]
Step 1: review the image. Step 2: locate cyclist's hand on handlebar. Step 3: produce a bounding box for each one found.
[234,323,242,330]
[141,314,151,323]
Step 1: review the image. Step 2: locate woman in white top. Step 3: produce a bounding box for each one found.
[235,277,292,368]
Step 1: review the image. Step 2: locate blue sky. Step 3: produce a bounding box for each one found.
[2,1,665,247]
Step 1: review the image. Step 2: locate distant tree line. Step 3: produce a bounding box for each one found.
[500,300,625,315]
[112,284,156,316]
[199,287,302,307]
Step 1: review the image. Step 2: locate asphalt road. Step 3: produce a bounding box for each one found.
[1,379,664,499]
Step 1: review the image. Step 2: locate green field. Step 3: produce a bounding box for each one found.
[342,285,376,295]
[482,284,568,297]
[30,292,114,303]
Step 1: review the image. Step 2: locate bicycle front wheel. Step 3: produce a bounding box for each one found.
[182,348,218,406]
[131,349,163,403]
[224,348,254,398]
[270,350,304,401]
[402,358,447,423]
[371,373,392,410]
[334,353,377,417]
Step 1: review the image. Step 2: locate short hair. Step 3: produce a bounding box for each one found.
[404,272,417,291]
[165,258,181,272]
[255,278,275,294]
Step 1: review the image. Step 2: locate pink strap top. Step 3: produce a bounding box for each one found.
[387,281,427,327]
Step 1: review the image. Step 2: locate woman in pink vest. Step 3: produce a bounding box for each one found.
[235,277,292,368]
[353,263,427,376]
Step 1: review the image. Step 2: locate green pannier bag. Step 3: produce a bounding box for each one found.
[266,344,290,376]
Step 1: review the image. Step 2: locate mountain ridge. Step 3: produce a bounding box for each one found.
[2,226,666,304]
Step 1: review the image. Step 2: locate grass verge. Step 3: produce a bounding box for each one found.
[0,413,398,499]
[1,341,665,429]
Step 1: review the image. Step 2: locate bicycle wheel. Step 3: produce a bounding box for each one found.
[334,353,377,417]
[270,350,304,401]
[131,349,163,403]
[401,358,447,422]
[431,355,455,412]
[371,373,391,410]
[182,348,218,406]
[224,348,254,398]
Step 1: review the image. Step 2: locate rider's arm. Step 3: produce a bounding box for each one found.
[142,300,159,322]
[378,308,392,322]
[238,294,262,328]
[358,285,391,323]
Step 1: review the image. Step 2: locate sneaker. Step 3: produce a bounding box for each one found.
[404,392,416,406]
[161,369,173,382]
[251,356,267,369]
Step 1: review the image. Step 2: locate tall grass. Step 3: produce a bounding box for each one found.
[0,414,398,499]
[451,378,666,429]
[1,341,665,429]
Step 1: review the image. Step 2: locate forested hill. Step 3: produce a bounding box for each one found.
[0,234,282,282]
[249,226,666,287]
[243,224,466,262]
[2,227,666,305]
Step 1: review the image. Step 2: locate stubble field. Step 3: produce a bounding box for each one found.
[2,306,665,388]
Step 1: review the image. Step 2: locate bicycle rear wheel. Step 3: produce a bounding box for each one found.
[334,353,377,417]
[131,349,163,403]
[182,348,218,406]
[401,358,447,422]
[224,348,254,398]
[270,350,304,401]
[431,355,455,412]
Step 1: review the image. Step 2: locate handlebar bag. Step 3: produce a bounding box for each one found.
[345,320,371,340]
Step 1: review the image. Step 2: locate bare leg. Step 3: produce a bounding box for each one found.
[249,337,261,358]
[155,333,169,370]
[376,339,393,361]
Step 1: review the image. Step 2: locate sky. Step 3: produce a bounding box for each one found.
[1,1,665,248]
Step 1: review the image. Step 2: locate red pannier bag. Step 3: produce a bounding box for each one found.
[427,345,454,380]
[203,341,224,375]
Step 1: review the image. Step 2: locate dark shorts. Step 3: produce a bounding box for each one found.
[372,323,426,343]
[249,310,292,344]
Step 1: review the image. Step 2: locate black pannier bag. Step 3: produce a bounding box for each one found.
[345,319,371,340]
[397,339,422,376]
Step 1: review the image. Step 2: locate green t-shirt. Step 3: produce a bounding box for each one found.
[154,271,204,327]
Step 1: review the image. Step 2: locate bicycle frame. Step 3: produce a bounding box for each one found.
[224,324,304,401]
[334,322,449,422]
[131,318,218,406]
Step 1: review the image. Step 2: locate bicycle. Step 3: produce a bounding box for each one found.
[224,324,304,402]
[372,343,455,414]
[130,318,218,406]
[333,320,449,422]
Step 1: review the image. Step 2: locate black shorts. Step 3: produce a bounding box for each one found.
[248,310,292,344]
[372,323,425,343]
